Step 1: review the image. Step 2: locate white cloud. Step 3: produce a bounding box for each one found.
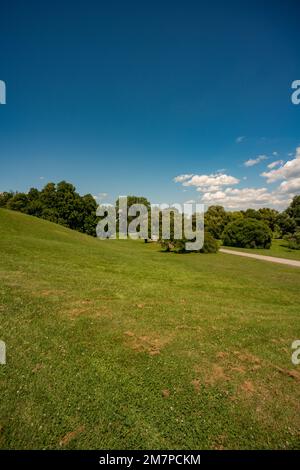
[272,151,279,156]
[244,155,268,167]
[261,147,300,183]
[173,174,194,183]
[267,160,284,169]
[174,173,240,193]
[236,136,245,143]
[200,187,290,210]
[278,177,300,194]
[173,148,300,211]
[39,176,45,180]
[93,192,108,202]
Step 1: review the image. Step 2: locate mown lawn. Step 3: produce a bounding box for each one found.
[0,208,300,449]
[222,238,300,260]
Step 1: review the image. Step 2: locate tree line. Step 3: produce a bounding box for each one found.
[0,181,299,250]
[0,181,98,236]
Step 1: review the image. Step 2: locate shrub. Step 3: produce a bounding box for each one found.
[222,218,272,249]
[200,231,219,253]
[283,231,300,250]
[160,232,219,254]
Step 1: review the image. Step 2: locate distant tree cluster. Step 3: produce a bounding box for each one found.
[204,196,300,250]
[0,181,98,236]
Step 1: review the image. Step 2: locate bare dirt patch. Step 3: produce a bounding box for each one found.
[59,425,85,447]
[193,350,265,399]
[191,379,201,392]
[205,365,229,386]
[230,365,246,374]
[213,434,227,450]
[124,331,135,337]
[32,363,45,373]
[216,351,229,359]
[124,331,173,356]
[275,366,300,382]
[65,301,111,318]
[240,380,255,395]
[233,351,261,365]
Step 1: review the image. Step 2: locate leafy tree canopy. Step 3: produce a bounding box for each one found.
[222,218,272,249]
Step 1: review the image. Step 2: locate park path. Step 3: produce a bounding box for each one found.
[220,248,300,268]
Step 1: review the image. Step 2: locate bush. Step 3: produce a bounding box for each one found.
[160,232,219,254]
[200,231,219,253]
[222,218,272,249]
[283,231,300,250]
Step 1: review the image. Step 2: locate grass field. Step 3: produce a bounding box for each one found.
[0,208,300,450]
[222,238,300,261]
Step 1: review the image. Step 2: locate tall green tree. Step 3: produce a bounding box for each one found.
[204,205,229,239]
[258,208,279,232]
[276,212,296,236]
[285,195,300,228]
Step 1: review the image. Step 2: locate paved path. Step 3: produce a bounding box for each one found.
[220,248,300,268]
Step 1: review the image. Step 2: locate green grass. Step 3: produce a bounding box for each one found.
[0,208,300,450]
[222,238,300,260]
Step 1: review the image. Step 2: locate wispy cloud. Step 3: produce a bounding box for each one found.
[93,192,108,202]
[173,174,194,183]
[244,155,268,167]
[235,136,245,143]
[267,160,284,170]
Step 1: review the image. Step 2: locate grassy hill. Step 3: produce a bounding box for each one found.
[0,208,300,449]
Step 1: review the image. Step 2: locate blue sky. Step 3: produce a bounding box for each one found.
[0,0,299,209]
